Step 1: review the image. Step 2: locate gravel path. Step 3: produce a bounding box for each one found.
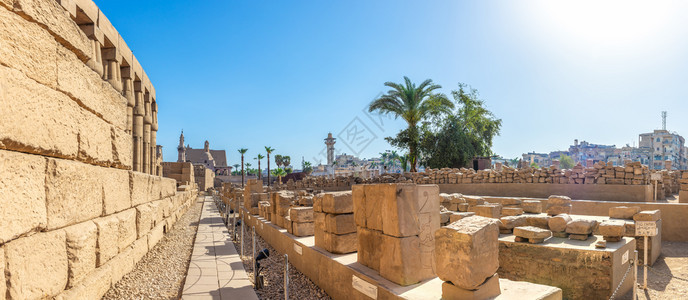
[620,241,688,300]
[231,225,331,300]
[102,196,204,299]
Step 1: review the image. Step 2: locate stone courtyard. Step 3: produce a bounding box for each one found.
[1,1,688,300]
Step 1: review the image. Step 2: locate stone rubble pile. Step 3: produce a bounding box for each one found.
[314,191,357,254]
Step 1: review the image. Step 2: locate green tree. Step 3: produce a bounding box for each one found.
[238,148,248,187]
[530,162,539,168]
[271,168,287,184]
[282,156,291,169]
[398,154,409,172]
[233,163,240,175]
[418,83,502,168]
[265,146,274,186]
[369,77,454,172]
[275,154,283,169]
[559,154,574,169]
[245,162,252,175]
[302,161,313,175]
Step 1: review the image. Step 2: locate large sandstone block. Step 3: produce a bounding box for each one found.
[525,214,550,229]
[634,210,661,221]
[46,158,103,229]
[103,168,131,215]
[321,191,353,214]
[546,204,571,216]
[363,184,390,231]
[513,226,552,239]
[599,220,625,237]
[435,216,499,290]
[352,185,366,227]
[54,263,112,300]
[289,207,314,223]
[315,229,357,254]
[117,209,137,251]
[292,222,314,237]
[107,244,135,284]
[64,220,97,288]
[147,222,165,250]
[468,205,501,219]
[325,213,356,234]
[5,230,68,299]
[0,65,80,159]
[521,200,542,213]
[382,184,440,237]
[130,171,152,206]
[93,214,119,266]
[0,149,47,243]
[380,233,436,286]
[57,45,127,129]
[0,7,58,88]
[441,273,501,300]
[498,215,526,230]
[357,227,382,271]
[566,219,597,235]
[13,0,92,61]
[161,177,177,198]
[609,206,641,220]
[548,214,572,232]
[548,195,571,205]
[0,246,4,298]
[111,126,133,169]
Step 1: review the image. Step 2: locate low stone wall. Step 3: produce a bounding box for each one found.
[437,183,653,202]
[570,200,688,242]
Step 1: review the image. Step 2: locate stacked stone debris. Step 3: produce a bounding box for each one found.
[243,179,265,215]
[679,171,688,203]
[353,183,440,286]
[607,207,662,265]
[435,216,502,299]
[288,206,314,236]
[270,191,295,229]
[313,191,358,253]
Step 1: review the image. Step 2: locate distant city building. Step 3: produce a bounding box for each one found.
[176,131,231,175]
[639,130,686,170]
[522,152,550,167]
[567,139,616,164]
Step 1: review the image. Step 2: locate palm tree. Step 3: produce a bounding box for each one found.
[238,148,248,187]
[283,156,291,170]
[369,77,453,172]
[399,154,409,172]
[245,163,252,175]
[275,154,283,169]
[271,168,287,184]
[255,154,265,180]
[265,146,274,186]
[233,164,240,175]
[302,161,313,175]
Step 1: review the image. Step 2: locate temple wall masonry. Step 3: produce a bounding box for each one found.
[0,1,198,299]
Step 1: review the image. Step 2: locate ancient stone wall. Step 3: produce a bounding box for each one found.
[0,1,197,298]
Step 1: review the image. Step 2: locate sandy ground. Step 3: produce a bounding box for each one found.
[620,241,688,299]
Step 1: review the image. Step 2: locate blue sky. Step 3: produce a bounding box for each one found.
[96,0,688,168]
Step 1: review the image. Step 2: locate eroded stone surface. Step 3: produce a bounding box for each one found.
[598,220,625,237]
[513,226,552,239]
[547,214,572,232]
[566,219,597,235]
[5,230,68,299]
[64,220,97,288]
[609,206,640,220]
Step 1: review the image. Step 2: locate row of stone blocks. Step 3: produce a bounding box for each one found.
[0,189,197,299]
[353,183,440,286]
[314,191,357,254]
[1,149,177,245]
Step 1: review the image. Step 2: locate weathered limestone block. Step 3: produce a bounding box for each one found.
[130,171,152,206]
[150,176,163,201]
[357,227,382,271]
[64,221,97,288]
[93,214,119,266]
[382,184,440,237]
[468,205,501,219]
[634,210,661,221]
[0,149,47,243]
[292,222,314,237]
[0,65,81,159]
[525,214,550,229]
[441,273,501,300]
[352,185,366,226]
[325,213,356,234]
[450,212,475,223]
[499,215,526,230]
[147,222,165,250]
[54,263,112,300]
[547,214,572,232]
[313,193,323,212]
[315,229,357,254]
[130,238,148,265]
[0,246,4,299]
[609,206,641,220]
[46,158,103,229]
[12,0,92,61]
[103,167,131,215]
[107,244,135,284]
[513,226,552,239]
[435,216,499,290]
[521,200,542,213]
[289,207,314,223]
[457,203,469,212]
[546,204,571,216]
[380,234,436,286]
[501,207,523,216]
[57,45,127,129]
[599,220,625,237]
[160,197,173,218]
[566,219,597,235]
[0,7,58,88]
[464,196,485,206]
[111,127,133,169]
[5,230,68,299]
[364,184,391,231]
[321,191,353,214]
[161,177,177,198]
[548,195,571,205]
[117,209,137,251]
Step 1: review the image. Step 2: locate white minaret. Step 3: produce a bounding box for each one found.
[177,130,186,162]
[324,133,336,166]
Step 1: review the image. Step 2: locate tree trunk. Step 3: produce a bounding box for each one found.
[241,155,245,187]
[267,154,270,186]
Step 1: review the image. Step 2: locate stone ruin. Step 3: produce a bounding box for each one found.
[314,191,358,254]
